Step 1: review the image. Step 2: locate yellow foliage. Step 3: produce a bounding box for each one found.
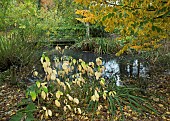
[95,71,102,80]
[41,91,46,100]
[76,10,96,23]
[48,109,52,117]
[96,57,102,66]
[91,90,99,102]
[55,100,61,107]
[74,0,170,54]
[56,91,63,99]
[73,98,79,104]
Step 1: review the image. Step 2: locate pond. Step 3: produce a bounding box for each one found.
[49,49,151,86]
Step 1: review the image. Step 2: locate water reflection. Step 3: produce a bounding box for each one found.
[103,59,149,86]
[63,49,149,86]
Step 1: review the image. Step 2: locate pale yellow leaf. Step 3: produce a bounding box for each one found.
[52,70,57,74]
[91,95,96,102]
[66,105,72,111]
[48,109,52,116]
[77,80,81,87]
[73,59,76,65]
[64,106,67,112]
[77,108,81,114]
[103,91,107,100]
[43,62,48,69]
[46,67,52,74]
[51,73,56,80]
[74,108,77,113]
[96,57,102,66]
[55,46,61,51]
[79,59,83,62]
[55,113,59,117]
[67,94,73,101]
[55,100,61,107]
[56,78,61,85]
[65,82,71,90]
[56,91,63,99]
[95,71,101,80]
[40,114,44,120]
[42,106,47,110]
[41,91,46,100]
[98,105,103,111]
[73,98,79,104]
[109,91,116,97]
[45,110,48,118]
[41,82,47,87]
[100,78,105,86]
[40,57,44,64]
[78,65,82,71]
[94,90,99,101]
[89,62,94,68]
[33,71,38,77]
[62,63,68,70]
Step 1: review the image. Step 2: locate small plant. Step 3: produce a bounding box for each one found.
[14,47,157,120]
[10,102,36,121]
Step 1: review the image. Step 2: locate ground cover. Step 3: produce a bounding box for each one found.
[0,72,169,120]
[0,49,169,121]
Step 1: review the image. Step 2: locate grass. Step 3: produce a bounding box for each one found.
[0,35,43,84]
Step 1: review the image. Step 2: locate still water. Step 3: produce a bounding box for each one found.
[56,49,150,86]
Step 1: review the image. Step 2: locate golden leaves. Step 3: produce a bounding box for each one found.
[48,109,52,117]
[42,107,53,119]
[109,91,116,98]
[95,71,102,80]
[103,90,107,100]
[67,94,73,101]
[74,0,91,6]
[33,71,38,77]
[56,91,63,99]
[89,62,94,68]
[96,57,102,66]
[131,46,142,51]
[62,61,69,70]
[50,73,56,80]
[73,98,79,104]
[75,10,96,23]
[41,91,46,100]
[100,78,105,87]
[55,46,61,51]
[55,100,61,107]
[91,90,99,102]
[74,0,170,54]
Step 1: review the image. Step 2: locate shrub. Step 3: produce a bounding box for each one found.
[12,47,157,120]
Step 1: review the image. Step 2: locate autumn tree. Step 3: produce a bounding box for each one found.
[74,0,170,55]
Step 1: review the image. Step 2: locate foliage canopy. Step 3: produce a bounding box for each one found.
[75,0,170,55]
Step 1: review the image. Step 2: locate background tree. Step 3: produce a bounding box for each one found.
[74,0,170,55]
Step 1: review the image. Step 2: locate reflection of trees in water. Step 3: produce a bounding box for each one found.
[120,59,146,78]
[104,58,149,85]
[62,49,149,85]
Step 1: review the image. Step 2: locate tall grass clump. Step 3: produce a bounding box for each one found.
[0,35,42,84]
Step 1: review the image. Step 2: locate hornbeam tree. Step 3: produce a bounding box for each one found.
[75,0,170,55]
